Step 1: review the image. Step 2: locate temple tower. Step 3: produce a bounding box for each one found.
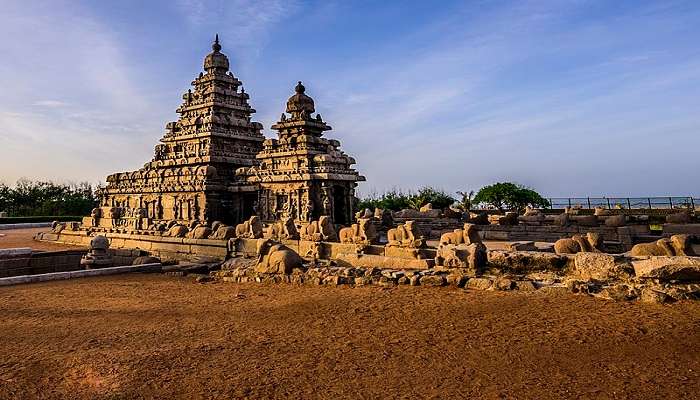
[237,82,365,225]
[100,36,265,225]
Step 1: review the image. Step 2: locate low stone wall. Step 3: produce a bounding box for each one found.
[36,230,227,262]
[0,247,144,278]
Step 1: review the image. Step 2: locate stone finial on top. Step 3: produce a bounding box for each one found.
[286,81,315,119]
[212,33,221,52]
[204,34,229,73]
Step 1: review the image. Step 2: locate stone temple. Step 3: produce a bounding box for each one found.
[97,36,362,227]
[94,36,364,229]
[236,81,365,225]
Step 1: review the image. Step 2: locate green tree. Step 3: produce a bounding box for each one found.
[472,182,549,211]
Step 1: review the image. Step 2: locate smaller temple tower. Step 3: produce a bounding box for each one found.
[237,82,365,225]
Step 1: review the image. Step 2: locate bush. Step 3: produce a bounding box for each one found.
[357,187,456,211]
[0,179,99,217]
[472,182,549,211]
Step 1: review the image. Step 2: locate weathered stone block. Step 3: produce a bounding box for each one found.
[574,252,633,282]
[632,256,700,282]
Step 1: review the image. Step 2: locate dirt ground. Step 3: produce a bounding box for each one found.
[1,275,699,399]
[0,227,84,251]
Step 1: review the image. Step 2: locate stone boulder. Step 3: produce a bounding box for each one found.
[573,252,634,282]
[254,240,305,275]
[488,250,570,273]
[631,256,700,282]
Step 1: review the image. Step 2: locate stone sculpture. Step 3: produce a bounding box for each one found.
[265,217,300,241]
[235,216,263,239]
[80,235,113,268]
[186,225,213,239]
[209,223,237,240]
[387,221,425,248]
[439,223,482,246]
[254,239,305,274]
[374,208,393,228]
[166,224,189,238]
[554,232,604,254]
[300,216,337,242]
[339,218,378,245]
[629,234,695,257]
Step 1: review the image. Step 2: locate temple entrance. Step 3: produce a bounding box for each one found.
[333,185,348,225]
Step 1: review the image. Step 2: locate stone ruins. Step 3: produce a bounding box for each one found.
[35,36,700,304]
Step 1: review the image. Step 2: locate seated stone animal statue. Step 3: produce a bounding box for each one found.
[374,208,393,228]
[265,217,300,241]
[518,207,545,225]
[439,223,482,246]
[186,224,213,239]
[629,234,695,257]
[339,218,378,245]
[387,220,425,248]
[593,207,613,217]
[419,203,433,212]
[209,223,236,240]
[355,208,373,220]
[255,239,305,275]
[554,232,604,254]
[523,206,543,217]
[300,216,337,242]
[166,223,189,238]
[235,216,263,239]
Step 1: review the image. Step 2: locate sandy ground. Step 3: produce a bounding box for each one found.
[1,274,699,399]
[0,227,84,251]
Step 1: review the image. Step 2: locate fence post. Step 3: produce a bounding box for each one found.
[692,197,696,210]
[587,197,591,209]
[627,198,631,209]
[606,198,611,209]
[648,198,652,209]
[568,198,571,208]
[548,198,552,210]
[669,197,673,209]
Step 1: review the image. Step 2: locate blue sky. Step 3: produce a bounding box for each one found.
[1,0,699,197]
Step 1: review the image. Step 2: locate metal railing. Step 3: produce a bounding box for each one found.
[546,197,698,210]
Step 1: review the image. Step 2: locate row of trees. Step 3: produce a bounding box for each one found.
[357,182,550,212]
[0,179,99,217]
